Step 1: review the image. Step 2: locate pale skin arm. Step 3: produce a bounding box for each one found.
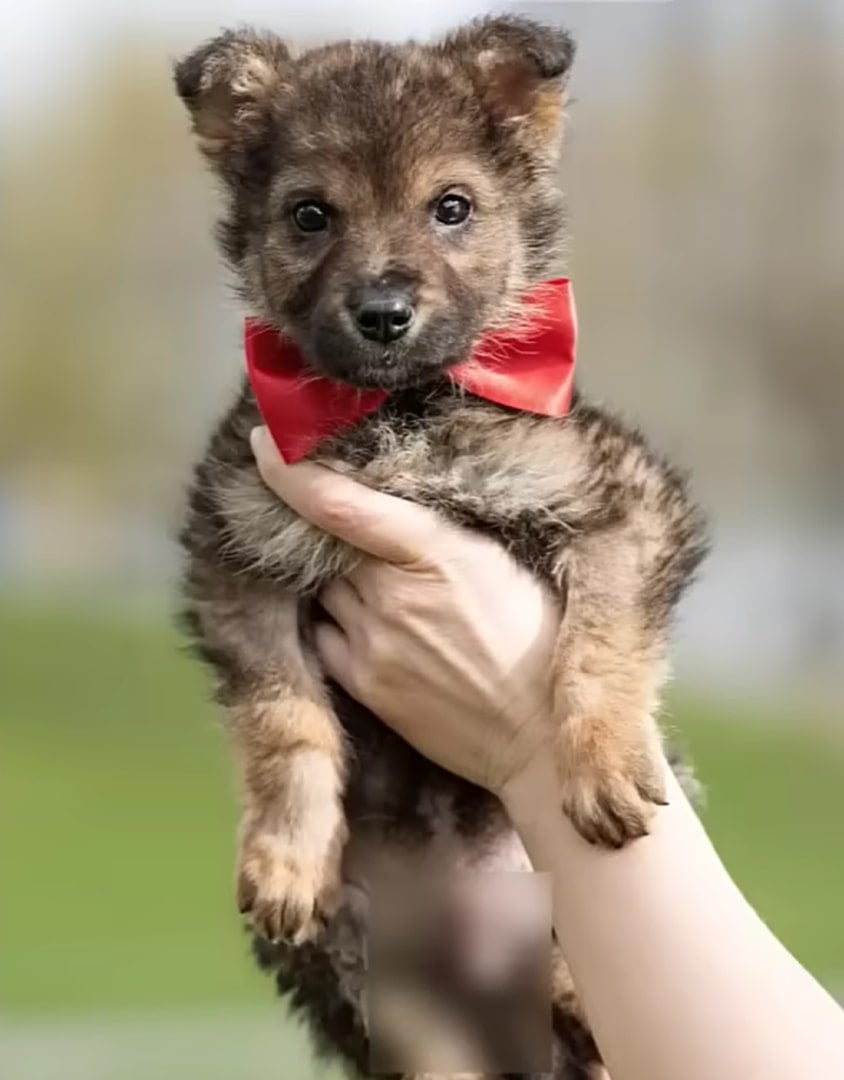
[251,425,844,1080]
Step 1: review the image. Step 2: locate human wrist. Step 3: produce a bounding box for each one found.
[500,742,682,871]
[499,744,564,846]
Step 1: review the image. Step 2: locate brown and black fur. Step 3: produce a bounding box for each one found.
[174,17,707,1080]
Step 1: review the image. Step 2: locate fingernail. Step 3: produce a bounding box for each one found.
[249,426,265,456]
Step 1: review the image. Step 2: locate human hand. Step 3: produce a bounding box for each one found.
[251,426,561,795]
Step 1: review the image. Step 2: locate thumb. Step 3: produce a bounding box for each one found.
[251,425,441,564]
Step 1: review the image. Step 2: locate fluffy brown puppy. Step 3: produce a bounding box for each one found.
[175,17,707,1079]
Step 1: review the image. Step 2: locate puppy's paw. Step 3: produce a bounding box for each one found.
[236,828,343,945]
[557,721,666,849]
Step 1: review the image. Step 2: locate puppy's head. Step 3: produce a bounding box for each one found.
[175,18,575,389]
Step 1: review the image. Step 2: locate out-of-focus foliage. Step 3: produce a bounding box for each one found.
[568,1,844,517]
[0,43,233,527]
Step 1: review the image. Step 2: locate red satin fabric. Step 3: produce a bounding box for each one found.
[244,277,576,463]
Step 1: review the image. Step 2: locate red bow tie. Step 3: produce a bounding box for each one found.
[245,277,576,463]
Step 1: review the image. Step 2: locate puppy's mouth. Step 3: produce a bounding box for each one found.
[304,316,478,391]
[310,349,456,391]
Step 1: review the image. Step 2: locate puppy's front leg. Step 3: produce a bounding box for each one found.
[189,569,347,943]
[233,679,347,944]
[551,534,668,849]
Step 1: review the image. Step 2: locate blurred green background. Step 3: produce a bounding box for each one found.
[1,0,842,1077]
[2,599,842,1079]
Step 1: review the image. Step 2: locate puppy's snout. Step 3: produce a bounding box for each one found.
[349,282,415,344]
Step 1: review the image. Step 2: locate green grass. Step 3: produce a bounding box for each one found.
[2,598,843,1023]
[0,599,261,1014]
[665,698,844,981]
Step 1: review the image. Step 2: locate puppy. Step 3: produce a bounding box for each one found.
[175,17,707,1078]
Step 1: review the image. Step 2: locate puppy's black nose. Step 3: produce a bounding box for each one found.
[351,285,415,344]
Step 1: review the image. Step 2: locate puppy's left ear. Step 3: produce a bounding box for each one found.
[174,28,291,170]
[445,16,575,140]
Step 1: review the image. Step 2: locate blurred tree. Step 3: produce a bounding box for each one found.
[747,0,844,517]
[0,39,234,515]
[570,0,843,521]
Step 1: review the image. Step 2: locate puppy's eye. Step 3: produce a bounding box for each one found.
[434,193,472,227]
[292,199,330,233]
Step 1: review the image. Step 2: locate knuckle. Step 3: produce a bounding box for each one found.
[320,578,342,608]
[316,494,360,535]
[254,454,282,491]
[392,570,443,612]
[381,589,421,626]
[361,627,391,671]
[347,657,374,701]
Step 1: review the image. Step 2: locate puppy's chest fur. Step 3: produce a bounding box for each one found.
[189,379,676,597]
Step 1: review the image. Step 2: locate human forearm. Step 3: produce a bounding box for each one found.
[502,749,844,1080]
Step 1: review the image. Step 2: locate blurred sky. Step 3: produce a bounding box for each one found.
[7,0,843,121]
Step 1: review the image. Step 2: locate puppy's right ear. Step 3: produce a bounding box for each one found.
[174,29,290,166]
